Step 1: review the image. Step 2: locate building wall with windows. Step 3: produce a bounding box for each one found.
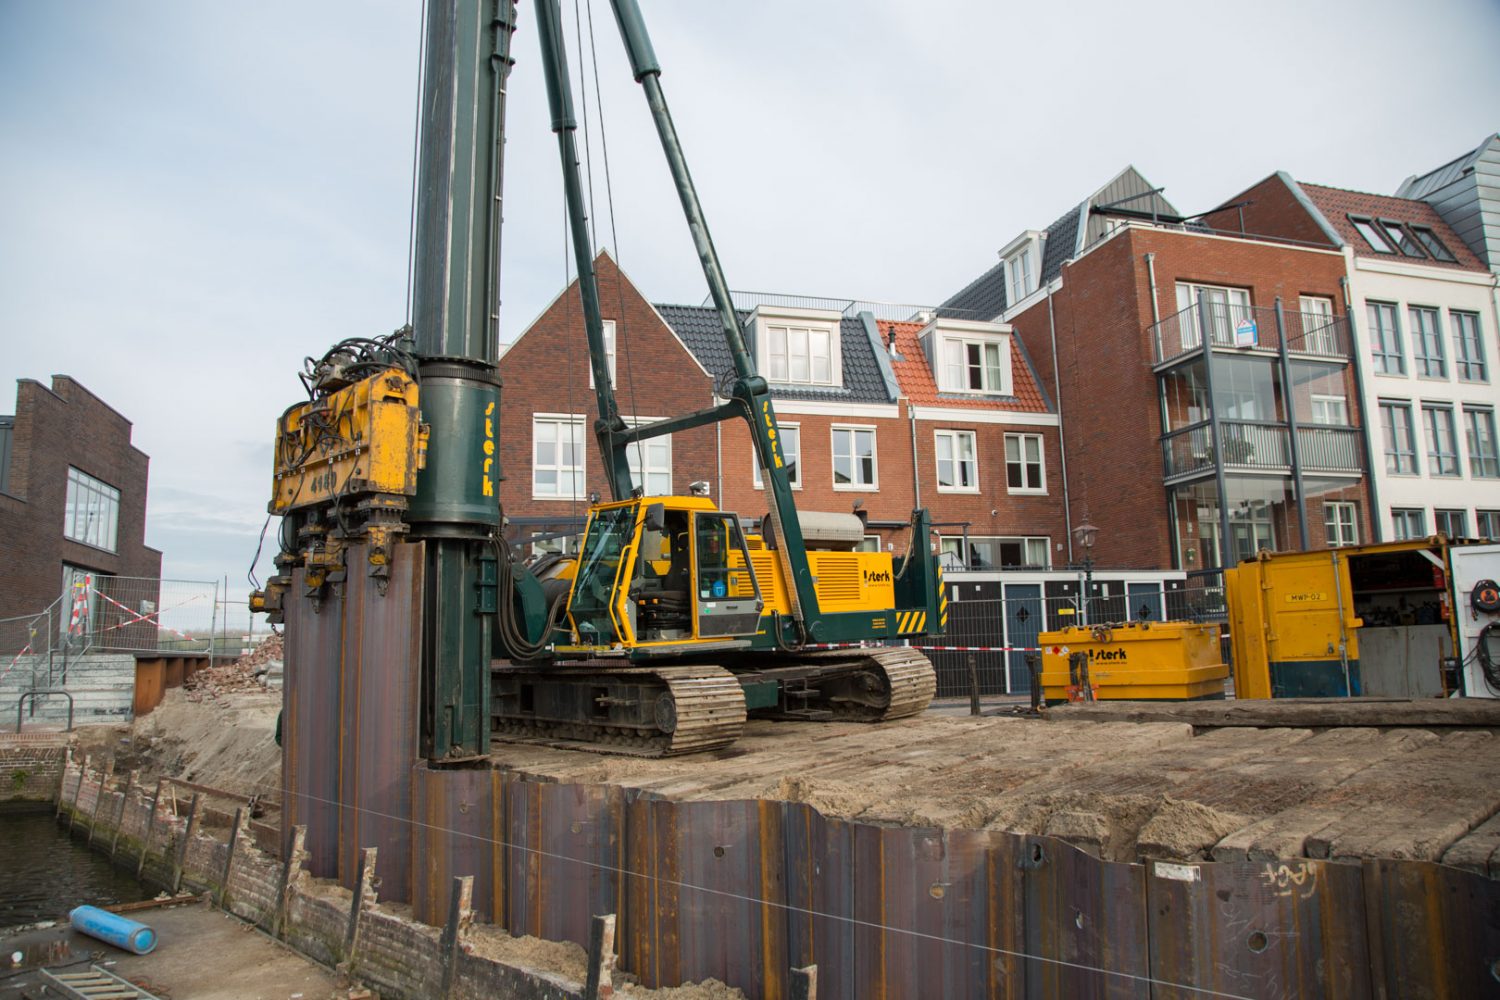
[883,319,1066,570]
[0,376,162,626]
[495,252,720,555]
[991,219,1363,573]
[1343,258,1499,539]
[1214,175,1500,542]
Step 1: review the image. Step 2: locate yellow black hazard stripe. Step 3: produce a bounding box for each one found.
[897,610,927,634]
[938,566,948,629]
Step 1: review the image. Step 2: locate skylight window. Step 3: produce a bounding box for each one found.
[1349,216,1394,253]
[1378,220,1427,258]
[1410,225,1457,262]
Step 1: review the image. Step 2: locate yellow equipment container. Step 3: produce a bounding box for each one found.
[1038,621,1227,703]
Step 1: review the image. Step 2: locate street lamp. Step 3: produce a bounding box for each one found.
[1074,519,1098,625]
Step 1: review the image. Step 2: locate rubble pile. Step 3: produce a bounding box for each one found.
[184,633,283,703]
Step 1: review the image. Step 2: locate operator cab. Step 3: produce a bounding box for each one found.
[565,496,764,651]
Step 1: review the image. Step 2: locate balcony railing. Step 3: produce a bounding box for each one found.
[1298,425,1363,473]
[1163,420,1362,479]
[1152,302,1350,366]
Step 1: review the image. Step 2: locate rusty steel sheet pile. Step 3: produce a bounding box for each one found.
[284,541,425,901]
[384,769,1500,999]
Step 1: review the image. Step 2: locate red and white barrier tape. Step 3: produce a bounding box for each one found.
[799,642,1041,654]
[89,586,197,641]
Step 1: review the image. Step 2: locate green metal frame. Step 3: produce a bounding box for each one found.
[534,0,942,647]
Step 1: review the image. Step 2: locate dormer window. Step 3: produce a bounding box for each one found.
[918,318,1013,396]
[1007,244,1036,302]
[943,338,1005,393]
[751,306,842,387]
[998,230,1044,306]
[768,324,832,383]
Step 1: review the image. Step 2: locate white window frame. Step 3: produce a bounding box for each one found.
[1175,282,1252,350]
[622,417,672,497]
[587,319,617,389]
[934,429,979,493]
[64,467,119,552]
[1006,244,1036,303]
[1324,501,1359,547]
[1309,394,1348,426]
[1477,510,1500,541]
[940,534,1050,570]
[531,414,586,500]
[752,421,801,490]
[1004,433,1045,494]
[1299,296,1338,354]
[831,424,878,490]
[938,335,1011,395]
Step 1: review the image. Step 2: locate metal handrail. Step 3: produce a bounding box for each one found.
[16,689,73,733]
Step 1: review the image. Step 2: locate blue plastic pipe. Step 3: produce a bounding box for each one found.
[68,905,157,955]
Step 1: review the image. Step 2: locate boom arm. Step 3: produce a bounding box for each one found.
[534,0,825,642]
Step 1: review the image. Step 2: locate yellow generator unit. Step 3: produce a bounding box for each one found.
[1038,621,1227,703]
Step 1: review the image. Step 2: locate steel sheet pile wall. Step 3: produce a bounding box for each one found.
[404,767,1500,999]
[284,541,424,900]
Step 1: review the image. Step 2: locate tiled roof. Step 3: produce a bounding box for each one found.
[654,303,896,404]
[881,320,1051,413]
[1299,183,1486,270]
[939,259,1008,320]
[939,201,1084,320]
[1038,202,1083,284]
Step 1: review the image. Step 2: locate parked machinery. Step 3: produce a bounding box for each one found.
[252,0,941,760]
[1224,537,1500,699]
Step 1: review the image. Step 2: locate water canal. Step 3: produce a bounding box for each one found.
[0,807,149,929]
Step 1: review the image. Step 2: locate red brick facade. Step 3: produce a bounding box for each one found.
[499,254,1066,564]
[1005,226,1371,570]
[497,254,719,546]
[0,377,163,624]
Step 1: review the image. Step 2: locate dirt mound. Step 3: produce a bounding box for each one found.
[128,688,282,802]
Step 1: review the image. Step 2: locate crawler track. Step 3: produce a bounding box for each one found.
[745,646,938,722]
[491,664,746,757]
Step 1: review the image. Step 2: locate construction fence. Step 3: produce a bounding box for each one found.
[0,574,273,663]
[925,583,1226,698]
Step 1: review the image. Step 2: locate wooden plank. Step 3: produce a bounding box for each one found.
[1439,809,1500,875]
[1047,697,1500,728]
[1302,732,1500,862]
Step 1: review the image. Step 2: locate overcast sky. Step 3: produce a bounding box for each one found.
[2,0,1497,594]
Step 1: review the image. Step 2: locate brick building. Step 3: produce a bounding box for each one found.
[1204,173,1500,542]
[496,252,720,554]
[942,166,1369,579]
[0,376,162,644]
[496,252,1068,569]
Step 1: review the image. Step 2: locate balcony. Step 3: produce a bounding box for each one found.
[1152,302,1350,367]
[1163,420,1361,480]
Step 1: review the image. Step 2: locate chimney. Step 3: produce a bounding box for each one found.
[887,324,903,361]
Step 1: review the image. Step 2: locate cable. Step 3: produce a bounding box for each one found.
[583,0,646,485]
[404,0,429,326]
[1476,620,1500,693]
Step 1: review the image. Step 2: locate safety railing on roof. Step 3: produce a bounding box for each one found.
[711,289,946,324]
